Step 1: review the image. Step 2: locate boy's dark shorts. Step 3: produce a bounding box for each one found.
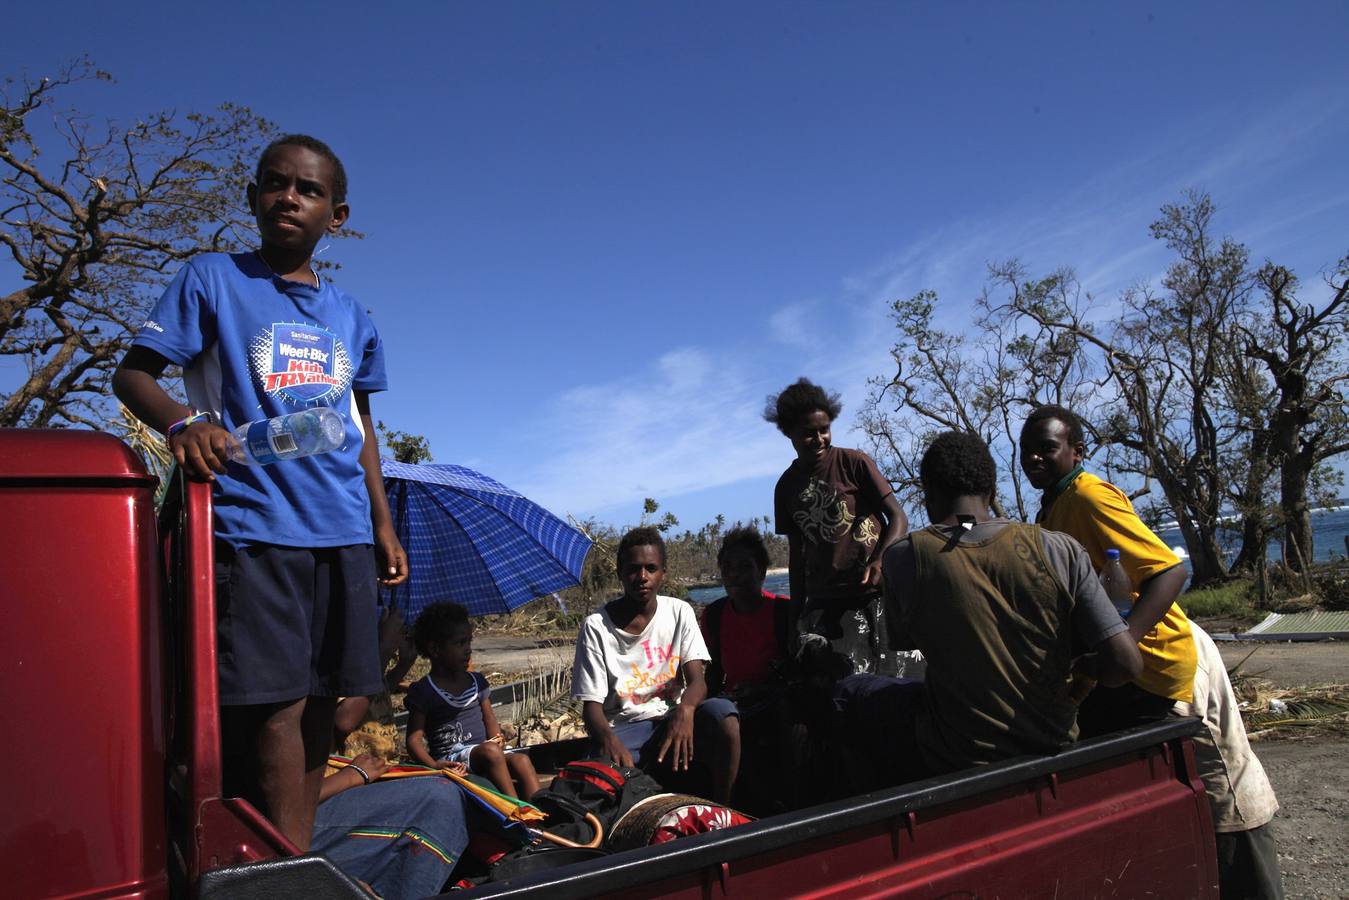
[215,541,382,706]
[606,698,740,765]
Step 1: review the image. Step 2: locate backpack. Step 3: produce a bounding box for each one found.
[529,759,664,847]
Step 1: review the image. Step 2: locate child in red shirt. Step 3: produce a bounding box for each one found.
[701,527,791,698]
[700,527,793,813]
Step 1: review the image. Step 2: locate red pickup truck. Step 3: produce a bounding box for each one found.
[1,429,1221,898]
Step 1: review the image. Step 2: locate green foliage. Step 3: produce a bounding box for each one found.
[377,421,433,464]
[1177,579,1263,624]
[640,497,679,533]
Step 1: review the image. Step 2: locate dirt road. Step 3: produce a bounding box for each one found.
[1260,733,1349,899]
[1212,639,1347,898]
[474,632,1348,688]
[472,634,573,676]
[1217,640,1348,688]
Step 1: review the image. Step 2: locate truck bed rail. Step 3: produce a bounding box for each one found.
[457,717,1216,899]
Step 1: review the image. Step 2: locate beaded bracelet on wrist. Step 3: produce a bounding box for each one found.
[166,410,216,438]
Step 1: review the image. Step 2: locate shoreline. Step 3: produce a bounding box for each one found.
[681,566,789,591]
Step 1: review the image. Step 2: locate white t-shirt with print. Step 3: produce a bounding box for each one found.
[571,595,711,726]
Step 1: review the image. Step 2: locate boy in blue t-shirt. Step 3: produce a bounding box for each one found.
[113,134,407,851]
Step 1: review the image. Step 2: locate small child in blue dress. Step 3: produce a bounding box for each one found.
[406,602,540,799]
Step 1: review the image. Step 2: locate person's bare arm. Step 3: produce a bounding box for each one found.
[406,709,437,768]
[582,700,633,768]
[863,493,909,588]
[1126,566,1188,644]
[113,346,234,481]
[481,690,505,744]
[385,634,419,690]
[354,391,408,587]
[658,659,708,771]
[787,533,806,636]
[319,753,390,802]
[1093,630,1144,687]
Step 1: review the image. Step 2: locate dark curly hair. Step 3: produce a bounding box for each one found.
[763,378,843,436]
[1024,404,1086,446]
[617,526,666,568]
[919,431,997,499]
[256,133,349,205]
[412,601,471,657]
[717,526,770,576]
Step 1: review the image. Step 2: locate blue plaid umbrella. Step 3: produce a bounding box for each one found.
[381,459,592,620]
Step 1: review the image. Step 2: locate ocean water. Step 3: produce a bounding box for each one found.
[1155,505,1349,571]
[688,572,789,605]
[686,506,1349,603]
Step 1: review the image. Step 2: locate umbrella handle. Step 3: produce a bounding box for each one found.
[535,812,604,849]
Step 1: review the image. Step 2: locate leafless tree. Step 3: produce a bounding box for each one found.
[1001,193,1256,586]
[1,58,274,428]
[1242,259,1349,571]
[859,262,1093,522]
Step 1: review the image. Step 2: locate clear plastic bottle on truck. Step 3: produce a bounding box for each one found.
[1099,548,1134,619]
[227,408,346,466]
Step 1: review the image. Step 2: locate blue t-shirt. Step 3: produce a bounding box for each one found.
[133,252,387,548]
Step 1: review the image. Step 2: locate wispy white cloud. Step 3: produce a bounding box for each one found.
[505,81,1349,525]
[509,346,789,519]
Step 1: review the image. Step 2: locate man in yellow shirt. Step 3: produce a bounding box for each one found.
[1019,405,1194,732]
[1020,404,1283,900]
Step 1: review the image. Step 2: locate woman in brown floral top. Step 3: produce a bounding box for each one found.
[765,378,910,676]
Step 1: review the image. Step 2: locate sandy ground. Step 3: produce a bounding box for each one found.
[475,635,1348,897]
[474,631,1348,687]
[1217,640,1348,688]
[471,634,575,675]
[1258,733,1349,899]
[1214,639,1348,899]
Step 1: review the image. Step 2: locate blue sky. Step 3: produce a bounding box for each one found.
[4,2,1348,531]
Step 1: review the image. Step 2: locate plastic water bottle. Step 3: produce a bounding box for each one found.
[1099,549,1134,619]
[227,408,346,466]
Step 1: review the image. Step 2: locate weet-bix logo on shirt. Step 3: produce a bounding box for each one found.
[248,322,353,405]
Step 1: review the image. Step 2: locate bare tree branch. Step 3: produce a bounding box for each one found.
[0,59,283,428]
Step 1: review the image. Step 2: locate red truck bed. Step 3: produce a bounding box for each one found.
[1,429,1219,899]
[456,718,1217,898]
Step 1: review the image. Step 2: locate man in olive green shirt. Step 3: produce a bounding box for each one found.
[873,430,1141,780]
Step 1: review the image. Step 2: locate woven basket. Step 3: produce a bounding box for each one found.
[607,793,753,852]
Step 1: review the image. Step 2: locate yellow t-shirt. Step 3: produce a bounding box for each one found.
[1039,472,1195,702]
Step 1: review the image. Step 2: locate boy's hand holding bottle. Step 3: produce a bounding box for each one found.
[168,414,237,482]
[168,408,350,480]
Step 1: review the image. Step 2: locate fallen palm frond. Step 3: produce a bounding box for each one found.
[1236,680,1349,736]
[1244,698,1349,730]
[504,645,583,746]
[1226,645,1263,680]
[114,403,176,504]
[513,661,572,723]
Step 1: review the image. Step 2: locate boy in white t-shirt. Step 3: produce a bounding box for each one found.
[572,527,741,803]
